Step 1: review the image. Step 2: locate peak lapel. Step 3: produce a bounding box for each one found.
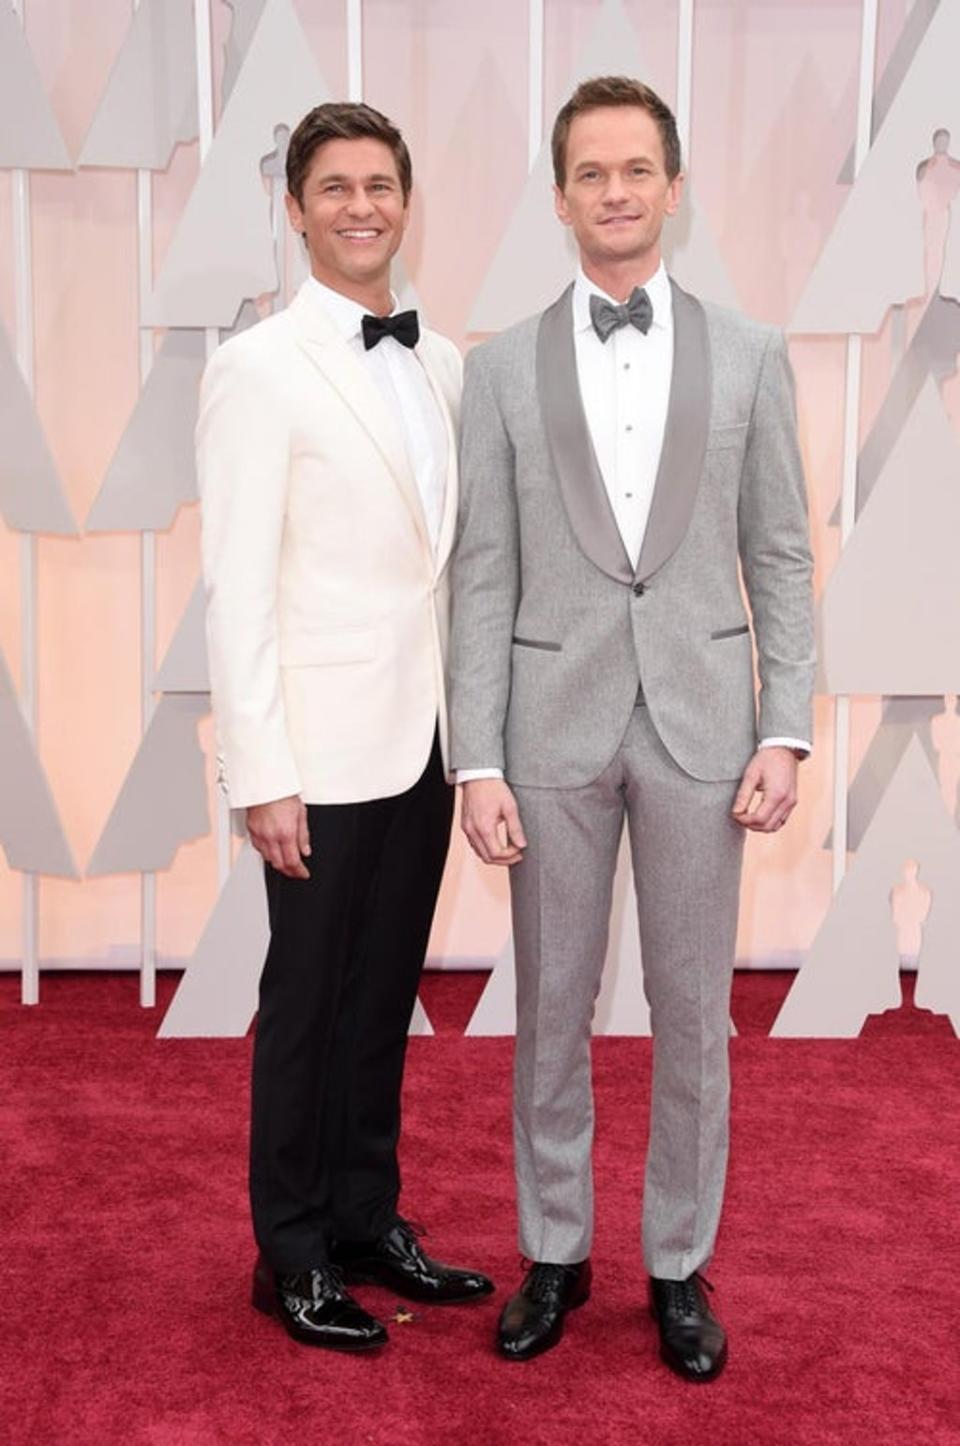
[536,286,634,586]
[289,284,432,557]
[636,282,711,583]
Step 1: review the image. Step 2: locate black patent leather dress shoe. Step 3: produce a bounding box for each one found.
[497,1260,592,1361]
[331,1218,494,1304]
[649,1273,727,1382]
[251,1255,388,1351]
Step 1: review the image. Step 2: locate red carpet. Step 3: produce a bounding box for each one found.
[2,971,957,1445]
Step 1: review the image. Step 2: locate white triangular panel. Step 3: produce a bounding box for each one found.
[468,0,736,332]
[0,323,77,536]
[820,381,960,694]
[144,0,332,328]
[0,650,77,878]
[78,0,197,170]
[86,694,210,876]
[0,7,71,169]
[159,842,434,1037]
[155,579,210,694]
[792,2,960,333]
[86,330,204,532]
[837,0,940,184]
[773,740,960,1036]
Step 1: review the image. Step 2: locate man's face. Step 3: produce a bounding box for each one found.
[554,106,683,271]
[286,136,408,292]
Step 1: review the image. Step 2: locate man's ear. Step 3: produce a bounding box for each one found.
[664,170,685,218]
[284,190,304,235]
[554,183,571,228]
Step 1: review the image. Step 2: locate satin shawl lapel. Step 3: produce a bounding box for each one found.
[289,284,431,556]
[536,286,634,585]
[635,281,711,583]
[415,333,458,576]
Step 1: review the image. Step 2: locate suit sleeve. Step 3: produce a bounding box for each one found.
[196,343,302,808]
[738,330,816,745]
[447,346,520,772]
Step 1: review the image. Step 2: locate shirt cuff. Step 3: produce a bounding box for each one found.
[759,736,811,757]
[456,768,505,784]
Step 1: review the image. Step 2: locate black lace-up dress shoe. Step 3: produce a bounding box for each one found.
[252,1255,388,1351]
[497,1260,592,1361]
[649,1274,727,1382]
[331,1218,494,1304]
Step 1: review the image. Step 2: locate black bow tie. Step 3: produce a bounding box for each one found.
[361,309,420,351]
[589,287,653,342]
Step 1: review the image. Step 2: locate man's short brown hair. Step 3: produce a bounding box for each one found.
[551,76,682,189]
[286,102,412,204]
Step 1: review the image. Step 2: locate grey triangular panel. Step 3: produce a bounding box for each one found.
[824,697,944,852]
[0,323,77,535]
[791,3,960,334]
[0,7,71,169]
[158,842,268,1037]
[467,838,652,1037]
[85,330,204,532]
[159,842,434,1037]
[155,579,210,693]
[222,0,270,105]
[0,650,77,877]
[144,0,332,328]
[820,381,960,694]
[78,0,197,170]
[86,694,210,876]
[829,295,960,527]
[837,0,940,184]
[773,740,960,1036]
[468,0,735,331]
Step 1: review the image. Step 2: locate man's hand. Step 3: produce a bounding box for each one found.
[246,795,311,878]
[731,747,799,833]
[461,779,527,866]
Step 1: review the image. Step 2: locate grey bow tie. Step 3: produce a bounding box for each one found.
[589,287,653,343]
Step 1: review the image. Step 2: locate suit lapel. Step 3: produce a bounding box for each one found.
[289,283,432,558]
[415,333,458,576]
[636,281,711,583]
[536,286,634,586]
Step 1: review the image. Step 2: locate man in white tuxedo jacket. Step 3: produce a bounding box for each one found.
[449,79,814,1377]
[197,102,492,1352]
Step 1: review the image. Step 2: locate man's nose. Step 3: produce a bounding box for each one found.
[602,174,629,206]
[345,186,375,215]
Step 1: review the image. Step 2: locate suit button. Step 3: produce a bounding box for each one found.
[632,582,646,597]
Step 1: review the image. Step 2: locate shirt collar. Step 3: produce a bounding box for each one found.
[307,275,399,343]
[572,260,672,334]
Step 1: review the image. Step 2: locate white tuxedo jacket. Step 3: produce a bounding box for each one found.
[197,281,461,807]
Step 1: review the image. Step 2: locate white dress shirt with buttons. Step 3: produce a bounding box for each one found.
[310,277,448,553]
[458,264,809,782]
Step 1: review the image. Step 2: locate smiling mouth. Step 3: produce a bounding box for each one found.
[337,229,383,240]
[599,214,641,225]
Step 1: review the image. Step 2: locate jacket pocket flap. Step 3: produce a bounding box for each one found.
[279,628,379,666]
[706,421,749,451]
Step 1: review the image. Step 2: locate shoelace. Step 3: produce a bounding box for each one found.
[665,1272,714,1316]
[524,1260,574,1303]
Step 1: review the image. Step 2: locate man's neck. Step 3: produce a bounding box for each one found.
[580,249,662,302]
[310,265,393,316]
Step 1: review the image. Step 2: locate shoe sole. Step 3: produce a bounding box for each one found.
[338,1266,495,1305]
[497,1289,591,1363]
[251,1286,388,1352]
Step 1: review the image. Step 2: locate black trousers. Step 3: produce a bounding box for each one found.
[249,735,453,1271]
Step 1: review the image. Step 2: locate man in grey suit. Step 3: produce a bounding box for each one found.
[449,77,814,1379]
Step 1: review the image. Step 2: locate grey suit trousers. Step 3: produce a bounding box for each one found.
[509,702,744,1279]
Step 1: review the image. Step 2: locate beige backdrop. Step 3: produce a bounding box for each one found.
[0,0,953,979]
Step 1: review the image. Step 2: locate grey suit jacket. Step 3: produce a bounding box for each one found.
[448,281,815,787]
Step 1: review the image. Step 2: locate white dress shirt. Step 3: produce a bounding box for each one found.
[309,277,448,552]
[458,265,808,781]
